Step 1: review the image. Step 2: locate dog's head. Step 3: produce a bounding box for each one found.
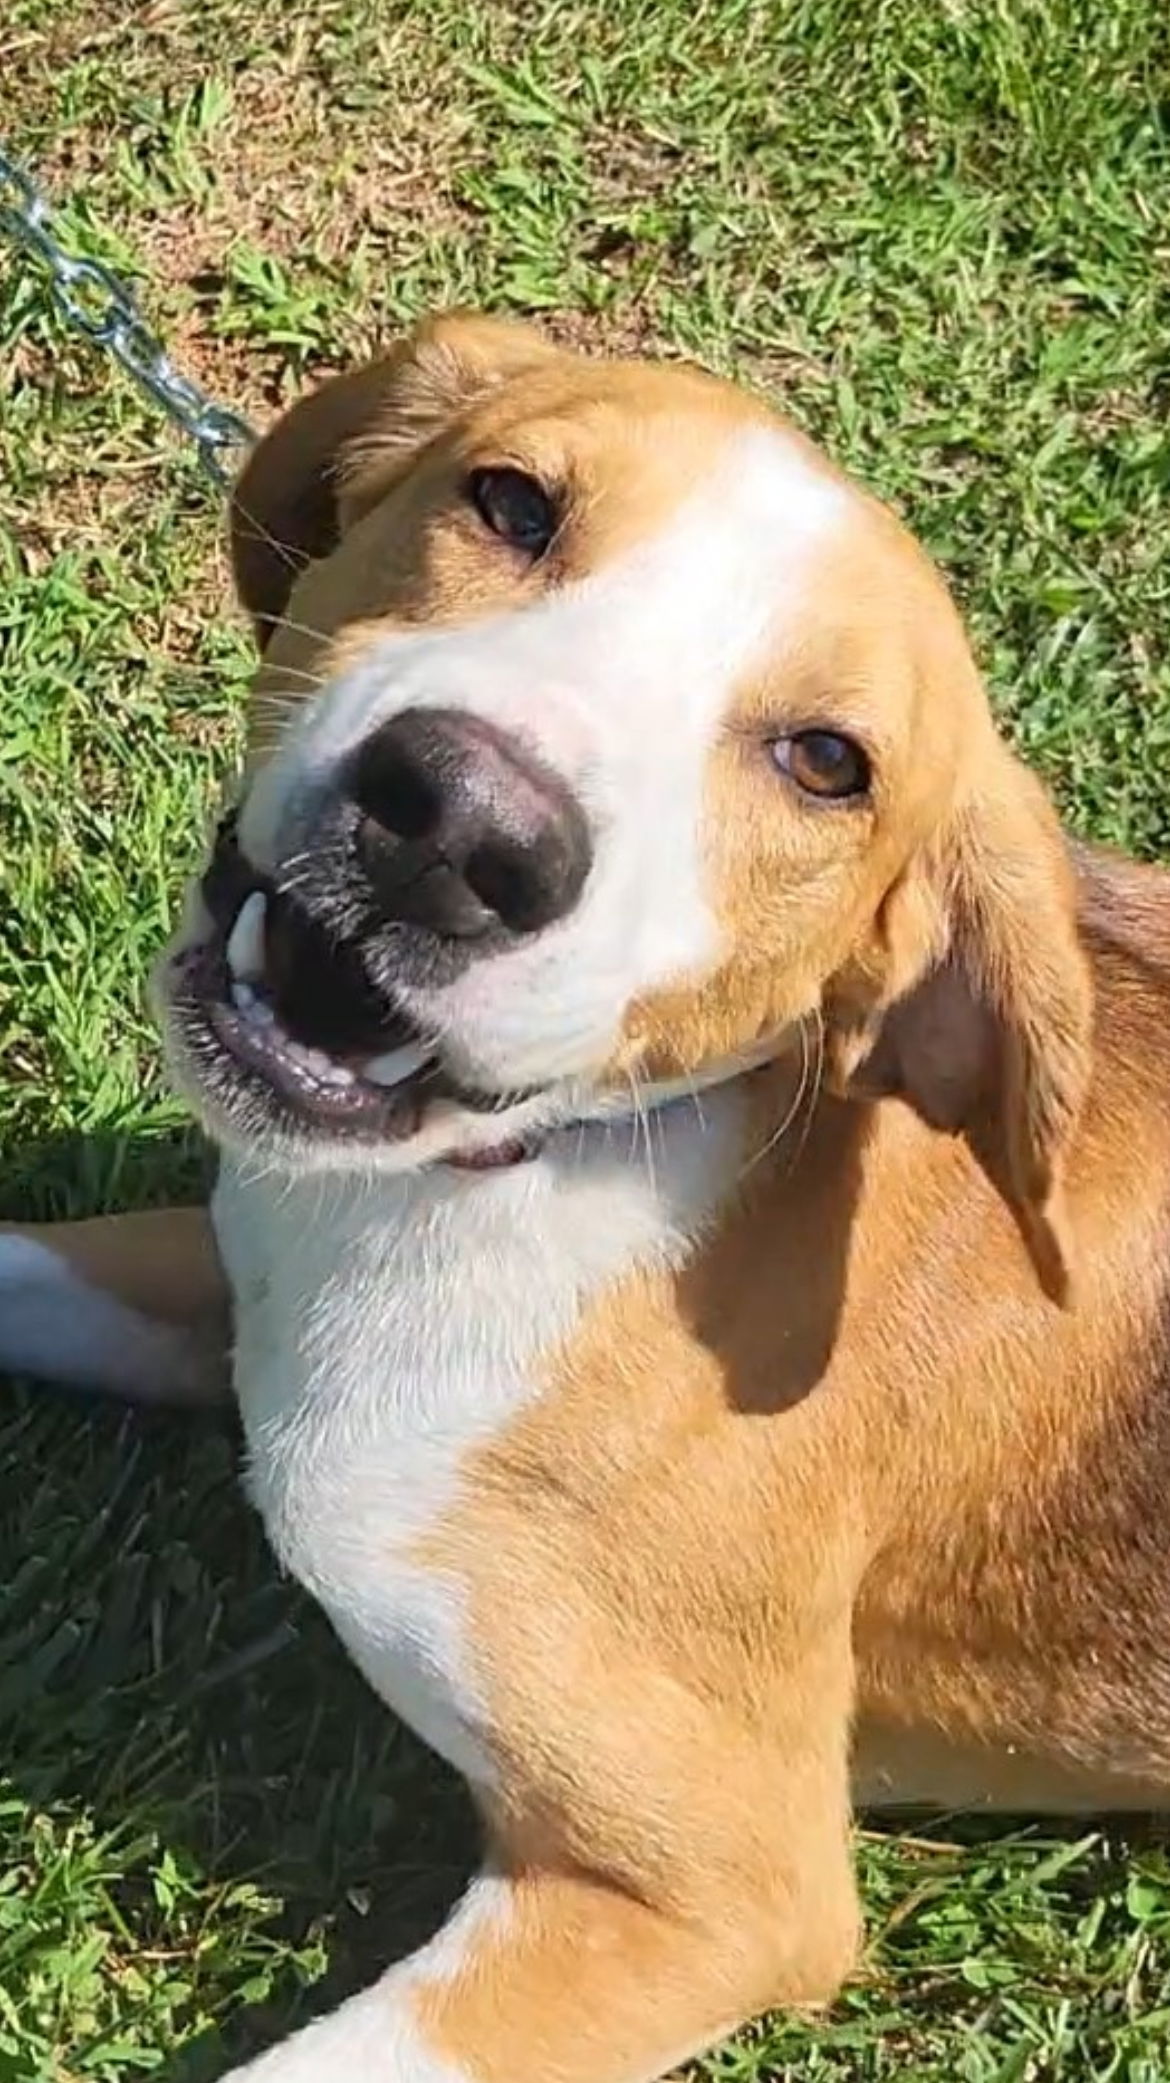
[161,313,1091,1290]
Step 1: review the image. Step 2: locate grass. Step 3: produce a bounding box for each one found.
[1,0,1169,2073]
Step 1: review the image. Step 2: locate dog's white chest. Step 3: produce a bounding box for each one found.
[212,1117,738,1783]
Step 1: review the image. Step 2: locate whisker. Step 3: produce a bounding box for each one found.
[738,1014,822,1183]
[255,608,337,650]
[625,1066,659,1201]
[781,1010,825,1182]
[636,1009,711,1137]
[254,663,331,692]
[229,495,313,584]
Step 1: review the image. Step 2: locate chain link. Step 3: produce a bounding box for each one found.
[0,142,256,488]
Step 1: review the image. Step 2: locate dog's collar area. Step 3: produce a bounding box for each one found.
[445,1043,783,1174]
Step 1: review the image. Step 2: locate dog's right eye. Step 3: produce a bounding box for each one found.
[468,468,558,558]
[770,729,871,803]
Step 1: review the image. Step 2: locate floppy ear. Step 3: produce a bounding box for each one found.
[833,758,1093,1304]
[229,313,561,643]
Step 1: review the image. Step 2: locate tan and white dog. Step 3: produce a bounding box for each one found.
[5,313,1170,2083]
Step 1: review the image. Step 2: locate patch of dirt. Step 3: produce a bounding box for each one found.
[1,0,757,664]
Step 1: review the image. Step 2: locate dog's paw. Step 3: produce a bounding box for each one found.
[0,1232,219,1402]
[213,1989,469,2083]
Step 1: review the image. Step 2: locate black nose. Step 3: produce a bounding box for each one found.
[348,708,592,940]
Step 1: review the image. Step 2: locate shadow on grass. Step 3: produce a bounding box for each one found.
[0,1127,477,2077]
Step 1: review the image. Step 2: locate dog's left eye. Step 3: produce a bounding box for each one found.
[770,729,871,802]
[468,468,558,557]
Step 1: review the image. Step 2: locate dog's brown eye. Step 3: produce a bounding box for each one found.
[468,468,557,557]
[771,730,870,801]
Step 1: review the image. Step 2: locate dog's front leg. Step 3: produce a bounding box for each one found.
[222,1862,853,2083]
[221,1644,859,2083]
[0,1207,230,1402]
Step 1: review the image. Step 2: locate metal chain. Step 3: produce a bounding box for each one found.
[0,141,256,488]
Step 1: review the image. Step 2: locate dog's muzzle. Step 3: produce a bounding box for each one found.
[162,709,594,1154]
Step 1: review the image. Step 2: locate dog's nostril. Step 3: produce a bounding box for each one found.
[462,837,537,929]
[464,840,559,934]
[346,709,593,944]
[353,742,442,843]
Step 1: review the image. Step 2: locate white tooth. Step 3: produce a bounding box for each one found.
[225,891,267,982]
[322,1063,356,1087]
[363,1042,431,1089]
[302,1046,353,1085]
[230,979,256,1013]
[319,1056,356,1086]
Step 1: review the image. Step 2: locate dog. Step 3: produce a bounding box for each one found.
[4,312,1170,2082]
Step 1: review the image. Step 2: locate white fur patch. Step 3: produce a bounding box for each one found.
[0,1235,207,1402]
[220,1869,507,2081]
[215,1087,744,1784]
[239,422,848,1095]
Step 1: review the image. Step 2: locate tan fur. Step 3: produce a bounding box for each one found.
[0,1207,225,1330]
[11,316,1170,2078]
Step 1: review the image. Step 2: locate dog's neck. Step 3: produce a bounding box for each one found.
[210,1059,795,1388]
[209,1054,815,1778]
[210,1052,812,1517]
[446,1033,795,1172]
[215,1073,758,1266]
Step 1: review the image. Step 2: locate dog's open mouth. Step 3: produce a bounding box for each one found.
[164,815,539,1164]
